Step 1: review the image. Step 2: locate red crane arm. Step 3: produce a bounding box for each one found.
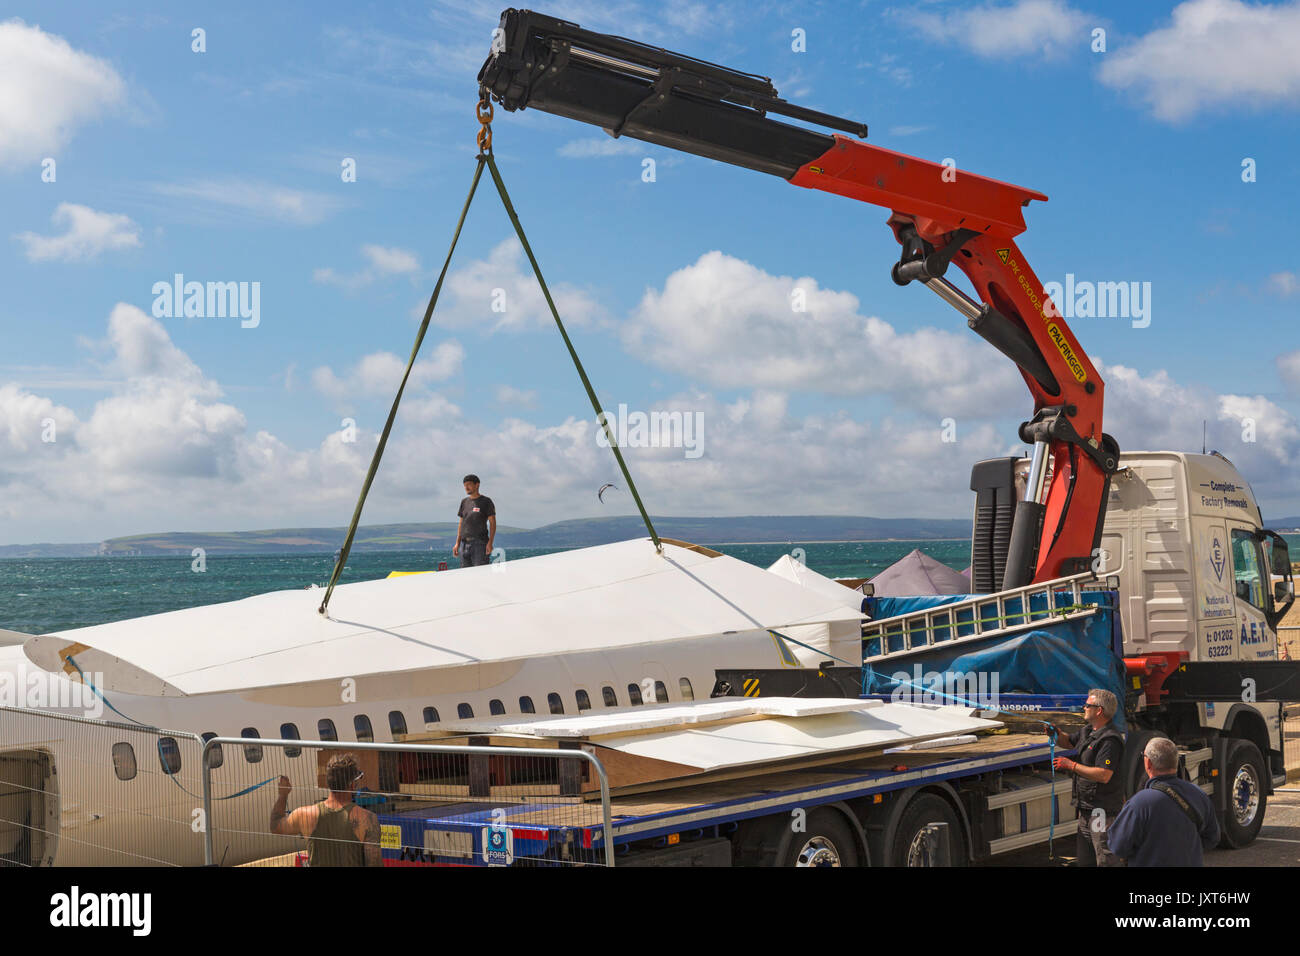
[479,9,1120,585]
[790,137,1113,583]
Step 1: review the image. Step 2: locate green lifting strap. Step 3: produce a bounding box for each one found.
[319,153,662,617]
[318,157,487,615]
[483,152,662,556]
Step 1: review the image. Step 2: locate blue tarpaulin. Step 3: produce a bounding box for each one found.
[861,590,1128,730]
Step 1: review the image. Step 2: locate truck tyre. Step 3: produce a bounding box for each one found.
[1219,739,1267,849]
[889,793,966,867]
[779,809,859,867]
[1120,729,1168,799]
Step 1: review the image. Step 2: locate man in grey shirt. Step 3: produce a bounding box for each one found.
[454,474,496,568]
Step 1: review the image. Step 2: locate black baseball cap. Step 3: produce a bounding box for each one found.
[463,474,480,484]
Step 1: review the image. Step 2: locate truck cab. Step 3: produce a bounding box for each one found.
[1093,451,1294,834]
[1098,451,1293,667]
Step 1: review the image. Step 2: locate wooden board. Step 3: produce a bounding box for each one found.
[415,698,890,741]
[386,732,1050,828]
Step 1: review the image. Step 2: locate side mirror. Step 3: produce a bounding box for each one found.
[1263,529,1296,630]
[1270,537,1292,576]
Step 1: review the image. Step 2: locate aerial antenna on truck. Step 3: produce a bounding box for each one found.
[1203,420,1207,454]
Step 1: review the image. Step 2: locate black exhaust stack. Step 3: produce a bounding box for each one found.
[969,458,1019,593]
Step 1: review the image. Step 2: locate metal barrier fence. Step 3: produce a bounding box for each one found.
[1280,626,1300,661]
[1284,701,1300,783]
[0,705,207,866]
[201,738,614,867]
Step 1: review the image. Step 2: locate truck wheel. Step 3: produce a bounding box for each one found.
[779,809,859,867]
[890,793,966,867]
[1219,739,1266,849]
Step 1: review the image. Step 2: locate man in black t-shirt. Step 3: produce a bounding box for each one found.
[454,474,496,568]
[1047,688,1126,867]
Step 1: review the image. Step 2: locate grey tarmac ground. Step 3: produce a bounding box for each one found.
[981,788,1300,866]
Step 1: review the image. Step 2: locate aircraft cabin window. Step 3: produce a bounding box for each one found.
[627,683,643,706]
[457,703,474,719]
[280,723,302,758]
[548,693,564,715]
[422,706,440,725]
[241,728,263,763]
[354,715,374,743]
[519,696,535,714]
[201,732,224,769]
[318,719,338,742]
[575,690,591,712]
[112,742,137,781]
[654,681,668,703]
[157,737,181,775]
[602,686,618,707]
[679,678,694,701]
[389,711,408,737]
[489,699,506,716]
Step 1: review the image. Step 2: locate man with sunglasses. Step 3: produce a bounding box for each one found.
[1046,688,1125,866]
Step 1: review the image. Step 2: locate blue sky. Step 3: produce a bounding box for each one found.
[1,0,1298,544]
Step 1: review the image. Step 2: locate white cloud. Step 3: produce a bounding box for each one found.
[1098,0,1300,121]
[1099,360,1300,478]
[859,55,914,87]
[15,203,141,262]
[1269,271,1298,297]
[155,179,345,225]
[582,389,1010,519]
[558,137,645,158]
[315,244,422,289]
[0,384,77,454]
[440,237,607,332]
[1278,351,1300,392]
[362,244,420,275]
[5,277,1300,544]
[0,20,126,170]
[311,342,465,405]
[905,0,1091,59]
[0,302,1012,541]
[0,308,400,536]
[495,385,538,408]
[622,250,1024,416]
[101,303,206,383]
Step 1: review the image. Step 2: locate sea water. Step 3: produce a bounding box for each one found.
[0,540,974,634]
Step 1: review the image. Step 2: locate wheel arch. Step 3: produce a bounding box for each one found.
[733,798,870,866]
[869,783,972,867]
[1223,705,1275,796]
[770,800,870,867]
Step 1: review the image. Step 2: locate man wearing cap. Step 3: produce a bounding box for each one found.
[454,474,496,568]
